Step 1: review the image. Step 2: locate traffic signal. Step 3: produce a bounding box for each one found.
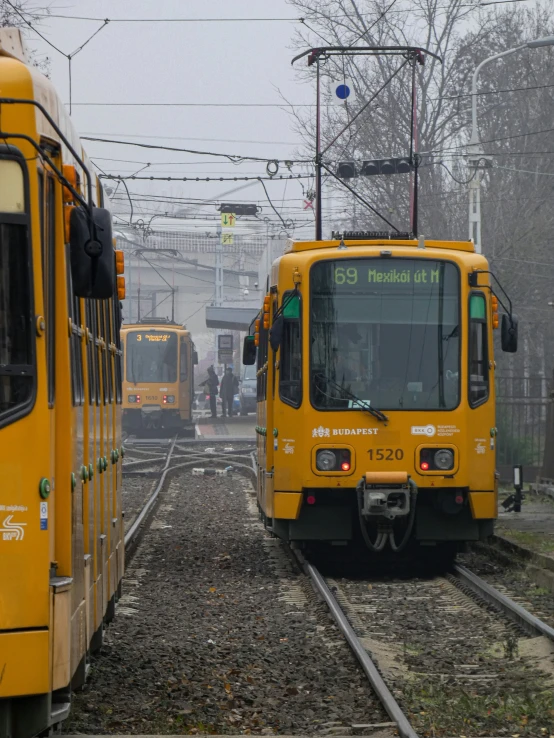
[336,161,358,179]
[218,203,259,215]
[360,158,413,176]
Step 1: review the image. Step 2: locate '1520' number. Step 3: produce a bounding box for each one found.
[368,448,404,461]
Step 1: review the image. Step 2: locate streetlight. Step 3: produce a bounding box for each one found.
[467,36,554,254]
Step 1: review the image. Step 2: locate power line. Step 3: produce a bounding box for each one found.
[35,14,302,22]
[71,102,313,108]
[82,136,308,164]
[70,80,554,109]
[82,131,299,146]
[101,173,310,182]
[425,125,554,155]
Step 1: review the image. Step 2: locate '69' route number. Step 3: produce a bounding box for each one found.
[368,448,404,461]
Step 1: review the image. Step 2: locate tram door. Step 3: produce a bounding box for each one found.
[179,336,191,421]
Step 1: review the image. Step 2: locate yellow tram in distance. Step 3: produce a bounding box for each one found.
[244,233,518,558]
[121,319,197,436]
[0,29,125,737]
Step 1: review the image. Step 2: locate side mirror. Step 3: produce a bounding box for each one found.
[269,315,284,352]
[243,335,257,365]
[501,313,518,353]
[70,206,115,298]
[193,351,198,365]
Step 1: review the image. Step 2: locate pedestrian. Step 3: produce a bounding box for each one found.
[220,366,239,417]
[203,366,219,418]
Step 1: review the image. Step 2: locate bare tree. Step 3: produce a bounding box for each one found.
[287,0,502,235]
[0,0,50,73]
[288,0,554,380]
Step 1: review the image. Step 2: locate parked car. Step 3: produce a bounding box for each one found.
[239,364,257,415]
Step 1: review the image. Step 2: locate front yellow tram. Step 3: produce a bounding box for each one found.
[0,29,125,737]
[121,319,197,436]
[244,234,518,558]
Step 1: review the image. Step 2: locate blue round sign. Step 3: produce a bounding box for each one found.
[335,83,351,100]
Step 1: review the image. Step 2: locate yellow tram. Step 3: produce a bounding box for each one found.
[0,30,125,736]
[121,319,197,436]
[244,234,518,557]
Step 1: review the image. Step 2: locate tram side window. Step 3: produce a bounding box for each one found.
[112,297,122,404]
[46,177,56,407]
[256,320,268,401]
[73,296,85,405]
[97,303,108,404]
[103,300,114,404]
[65,245,84,406]
[180,338,188,382]
[92,304,101,405]
[469,293,489,407]
[0,157,34,422]
[279,292,302,407]
[85,300,96,404]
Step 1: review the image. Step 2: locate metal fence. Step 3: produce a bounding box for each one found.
[495,375,551,482]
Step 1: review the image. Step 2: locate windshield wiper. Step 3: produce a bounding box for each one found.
[315,373,388,423]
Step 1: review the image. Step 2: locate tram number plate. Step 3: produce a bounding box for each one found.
[368,448,404,461]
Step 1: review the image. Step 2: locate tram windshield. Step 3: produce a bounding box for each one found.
[310,258,460,411]
[126,330,178,384]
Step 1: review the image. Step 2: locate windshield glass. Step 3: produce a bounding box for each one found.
[310,258,460,411]
[0,223,33,416]
[126,330,178,383]
[243,364,257,381]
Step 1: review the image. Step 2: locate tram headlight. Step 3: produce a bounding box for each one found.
[163,395,175,404]
[316,449,337,471]
[128,394,140,404]
[434,449,454,470]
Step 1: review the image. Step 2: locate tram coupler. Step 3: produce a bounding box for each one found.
[358,471,412,521]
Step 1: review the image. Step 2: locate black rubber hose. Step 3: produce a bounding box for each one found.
[388,480,418,553]
[357,481,389,553]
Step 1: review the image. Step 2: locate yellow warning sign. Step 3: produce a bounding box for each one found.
[222,233,234,245]
[221,212,236,228]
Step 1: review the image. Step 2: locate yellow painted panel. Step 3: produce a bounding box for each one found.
[52,589,71,691]
[274,492,303,520]
[469,491,496,520]
[0,630,50,697]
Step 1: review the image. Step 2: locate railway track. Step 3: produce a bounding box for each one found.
[122,435,257,552]
[94,451,554,736]
[296,551,554,737]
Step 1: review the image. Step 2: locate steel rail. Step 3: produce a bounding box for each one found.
[124,435,177,547]
[453,563,554,640]
[300,557,420,738]
[124,440,257,547]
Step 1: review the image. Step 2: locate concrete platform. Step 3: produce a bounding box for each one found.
[195,414,256,438]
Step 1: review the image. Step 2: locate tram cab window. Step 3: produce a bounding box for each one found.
[0,156,34,424]
[468,293,489,407]
[180,338,188,382]
[279,291,302,407]
[310,258,460,411]
[126,330,178,383]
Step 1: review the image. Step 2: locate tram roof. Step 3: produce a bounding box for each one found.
[121,321,191,335]
[286,237,475,254]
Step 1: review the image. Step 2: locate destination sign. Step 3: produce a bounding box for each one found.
[134,333,172,343]
[331,261,448,288]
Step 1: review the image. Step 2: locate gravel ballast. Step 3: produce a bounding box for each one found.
[66,463,387,735]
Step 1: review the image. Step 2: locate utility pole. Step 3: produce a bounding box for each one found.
[215,225,224,308]
[467,35,554,253]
